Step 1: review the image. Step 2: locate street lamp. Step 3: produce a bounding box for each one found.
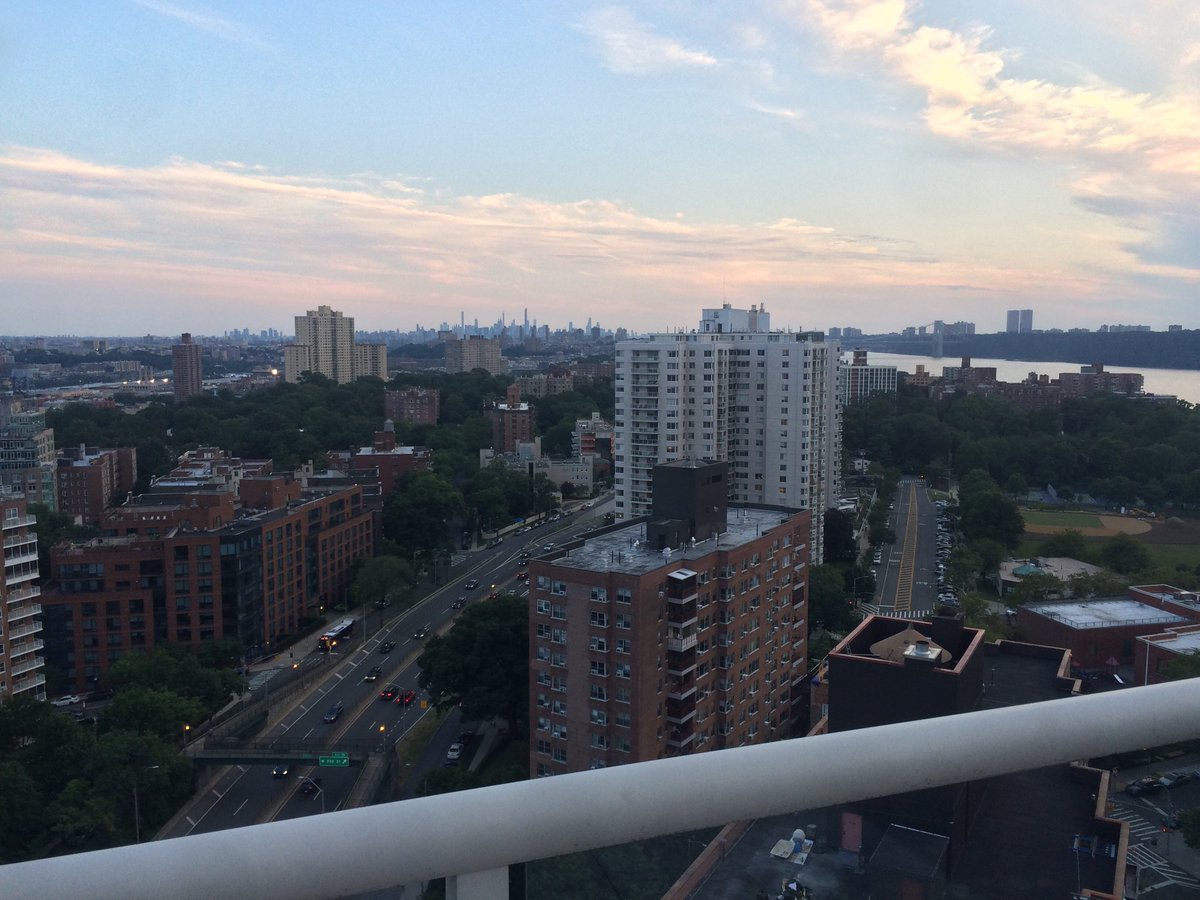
[133,765,161,844]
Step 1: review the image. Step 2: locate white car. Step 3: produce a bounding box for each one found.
[445,742,463,762]
[52,695,82,707]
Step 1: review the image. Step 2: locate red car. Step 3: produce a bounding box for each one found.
[516,570,529,581]
[395,689,417,706]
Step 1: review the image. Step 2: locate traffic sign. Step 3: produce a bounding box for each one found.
[328,751,348,758]
[319,755,349,767]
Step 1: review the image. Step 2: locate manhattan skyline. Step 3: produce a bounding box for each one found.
[3,2,1198,336]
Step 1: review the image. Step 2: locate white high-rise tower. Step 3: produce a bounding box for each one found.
[614,304,842,560]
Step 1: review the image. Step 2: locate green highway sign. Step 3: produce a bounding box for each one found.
[328,751,348,758]
[319,755,349,767]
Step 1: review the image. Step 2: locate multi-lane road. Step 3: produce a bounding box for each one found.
[163,501,610,839]
[872,477,945,616]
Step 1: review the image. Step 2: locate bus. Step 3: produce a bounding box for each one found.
[317,617,355,652]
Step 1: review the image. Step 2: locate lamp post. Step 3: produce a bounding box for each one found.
[133,765,160,844]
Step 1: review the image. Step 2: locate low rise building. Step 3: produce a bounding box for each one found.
[1017,597,1190,669]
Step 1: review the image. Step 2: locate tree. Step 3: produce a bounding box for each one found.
[808,565,858,632]
[1182,808,1200,850]
[1006,571,1065,606]
[822,508,856,564]
[352,556,417,611]
[1039,528,1089,560]
[1067,571,1128,599]
[1100,532,1151,575]
[1163,650,1200,682]
[959,491,1024,550]
[417,594,529,734]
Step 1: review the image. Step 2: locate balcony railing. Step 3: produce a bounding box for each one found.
[2,680,1199,900]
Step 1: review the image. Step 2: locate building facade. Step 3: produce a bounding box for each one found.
[0,493,46,701]
[529,460,810,777]
[172,333,203,401]
[614,304,840,560]
[0,397,57,510]
[841,349,898,404]
[285,305,384,384]
[56,446,138,525]
[385,387,440,425]
[488,384,534,454]
[443,334,507,376]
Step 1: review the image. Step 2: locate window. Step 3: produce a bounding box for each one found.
[616,663,631,679]
[590,660,608,676]
[537,716,551,732]
[616,638,631,654]
[589,636,608,652]
[590,587,608,602]
[616,589,632,604]
[590,708,608,726]
[590,611,608,627]
[552,699,567,716]
[616,613,632,629]
[537,598,551,615]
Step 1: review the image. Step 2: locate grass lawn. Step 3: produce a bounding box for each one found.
[1021,509,1104,529]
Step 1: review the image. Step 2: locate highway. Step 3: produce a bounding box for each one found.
[163,500,611,839]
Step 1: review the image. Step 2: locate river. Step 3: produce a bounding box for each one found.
[856,353,1200,406]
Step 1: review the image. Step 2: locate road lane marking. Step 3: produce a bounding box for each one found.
[234,798,248,817]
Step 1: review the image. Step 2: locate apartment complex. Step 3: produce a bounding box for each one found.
[40,450,374,692]
[0,396,57,510]
[284,305,388,384]
[488,384,534,453]
[0,492,46,701]
[1005,309,1034,333]
[384,386,440,425]
[171,332,203,401]
[56,445,138,525]
[614,304,840,560]
[529,460,810,777]
[841,349,898,404]
[442,333,507,376]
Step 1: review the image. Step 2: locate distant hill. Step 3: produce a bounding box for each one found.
[866,330,1200,370]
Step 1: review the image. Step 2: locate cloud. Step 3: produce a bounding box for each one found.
[131,0,274,50]
[577,7,719,75]
[0,144,1145,334]
[791,0,1200,275]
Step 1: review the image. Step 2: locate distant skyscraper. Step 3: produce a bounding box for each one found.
[443,334,507,376]
[1006,310,1020,334]
[172,333,203,401]
[1019,309,1034,333]
[614,304,841,560]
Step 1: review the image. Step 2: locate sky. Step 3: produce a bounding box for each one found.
[2,1,1199,338]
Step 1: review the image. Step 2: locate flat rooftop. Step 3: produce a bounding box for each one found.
[1024,598,1188,630]
[1146,630,1200,654]
[544,506,801,578]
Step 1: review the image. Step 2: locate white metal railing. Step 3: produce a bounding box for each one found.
[2,679,1199,900]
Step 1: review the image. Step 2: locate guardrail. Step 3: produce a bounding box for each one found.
[4,679,1200,900]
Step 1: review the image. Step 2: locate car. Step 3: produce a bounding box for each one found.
[396,689,416,706]
[272,764,290,778]
[322,702,344,723]
[51,695,82,707]
[451,596,466,609]
[465,578,480,590]
[516,570,529,581]
[581,502,593,509]
[445,742,463,762]
[519,551,530,561]
[486,538,502,549]
[299,777,321,795]
[487,590,500,600]
[363,666,383,682]
[379,684,399,701]
[412,625,430,640]
[379,640,396,654]
[375,596,392,609]
[542,543,556,552]
[85,688,115,702]
[1159,770,1194,788]
[1125,776,1164,796]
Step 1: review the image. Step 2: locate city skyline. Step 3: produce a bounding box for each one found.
[3,2,1199,336]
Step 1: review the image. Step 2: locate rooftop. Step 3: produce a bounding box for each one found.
[1023,598,1189,630]
[543,505,801,578]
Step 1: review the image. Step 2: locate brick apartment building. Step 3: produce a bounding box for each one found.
[384,387,440,425]
[489,384,534,454]
[56,445,138,525]
[41,458,374,692]
[327,422,433,501]
[528,460,811,777]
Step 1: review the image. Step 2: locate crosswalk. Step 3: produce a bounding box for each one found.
[1108,804,1200,891]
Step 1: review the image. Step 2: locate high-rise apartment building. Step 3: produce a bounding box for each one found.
[0,397,57,510]
[442,334,508,376]
[528,460,810,777]
[488,384,534,453]
[172,333,203,401]
[1,492,46,701]
[842,349,898,404]
[614,304,841,560]
[284,305,387,384]
[1006,309,1034,334]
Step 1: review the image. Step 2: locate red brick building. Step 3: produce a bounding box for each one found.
[528,460,810,777]
[56,445,138,525]
[1016,596,1191,670]
[42,483,373,692]
[384,387,440,425]
[489,384,534,454]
